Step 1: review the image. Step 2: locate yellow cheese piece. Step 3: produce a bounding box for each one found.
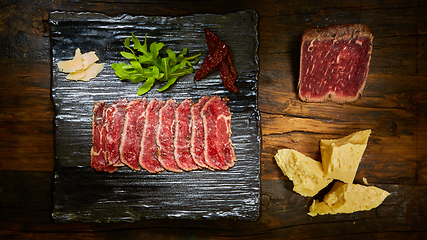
[67,63,105,81]
[320,129,371,183]
[56,48,84,73]
[66,69,86,80]
[82,51,99,69]
[80,63,105,82]
[275,149,333,197]
[58,49,104,81]
[308,182,390,217]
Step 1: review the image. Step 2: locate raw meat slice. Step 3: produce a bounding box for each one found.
[157,99,182,172]
[139,99,165,173]
[298,24,373,103]
[105,98,128,167]
[190,96,210,169]
[119,98,148,171]
[201,96,236,170]
[90,101,117,173]
[174,99,198,171]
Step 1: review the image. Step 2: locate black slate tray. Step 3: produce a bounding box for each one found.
[50,10,260,222]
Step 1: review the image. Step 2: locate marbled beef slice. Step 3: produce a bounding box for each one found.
[157,99,182,172]
[119,98,148,171]
[298,24,373,103]
[175,99,198,171]
[105,98,128,167]
[139,99,165,173]
[190,96,210,169]
[201,96,236,170]
[90,101,117,173]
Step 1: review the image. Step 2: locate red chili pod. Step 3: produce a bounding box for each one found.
[205,28,222,50]
[203,29,238,92]
[195,42,228,81]
[218,61,238,92]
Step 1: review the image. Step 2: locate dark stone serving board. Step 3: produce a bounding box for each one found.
[50,9,260,222]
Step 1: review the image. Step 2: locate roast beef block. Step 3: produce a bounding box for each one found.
[298,24,373,103]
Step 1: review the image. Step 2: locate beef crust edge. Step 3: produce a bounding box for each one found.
[298,24,374,104]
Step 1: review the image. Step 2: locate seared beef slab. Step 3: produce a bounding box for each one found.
[298,24,373,103]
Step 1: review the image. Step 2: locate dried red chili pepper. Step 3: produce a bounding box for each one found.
[194,41,228,81]
[201,28,238,92]
[218,61,237,92]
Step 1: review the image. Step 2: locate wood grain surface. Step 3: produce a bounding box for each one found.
[1,0,426,239]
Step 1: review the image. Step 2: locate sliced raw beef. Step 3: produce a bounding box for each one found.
[119,98,148,171]
[139,99,165,173]
[174,99,198,171]
[298,24,373,103]
[201,96,236,170]
[190,96,210,169]
[91,96,236,173]
[157,99,182,172]
[90,101,117,173]
[105,98,128,167]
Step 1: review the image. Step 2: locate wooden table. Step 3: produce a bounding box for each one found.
[1,0,426,239]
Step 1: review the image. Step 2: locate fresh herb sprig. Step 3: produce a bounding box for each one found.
[111,33,201,95]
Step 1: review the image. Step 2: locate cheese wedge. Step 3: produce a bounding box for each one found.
[57,48,84,73]
[275,149,333,197]
[80,63,105,82]
[308,182,390,216]
[82,51,100,69]
[58,48,104,81]
[320,129,371,183]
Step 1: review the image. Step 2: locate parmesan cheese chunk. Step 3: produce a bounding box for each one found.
[80,63,105,82]
[275,149,332,197]
[308,182,390,217]
[82,51,100,69]
[57,48,84,73]
[57,48,104,81]
[320,129,371,183]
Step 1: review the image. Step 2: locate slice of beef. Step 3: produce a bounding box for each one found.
[119,98,148,171]
[157,99,182,172]
[139,99,165,173]
[298,24,373,103]
[105,98,129,167]
[190,96,210,169]
[201,96,236,170]
[174,99,198,171]
[90,101,117,173]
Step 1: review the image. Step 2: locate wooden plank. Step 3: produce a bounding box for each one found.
[0,60,54,171]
